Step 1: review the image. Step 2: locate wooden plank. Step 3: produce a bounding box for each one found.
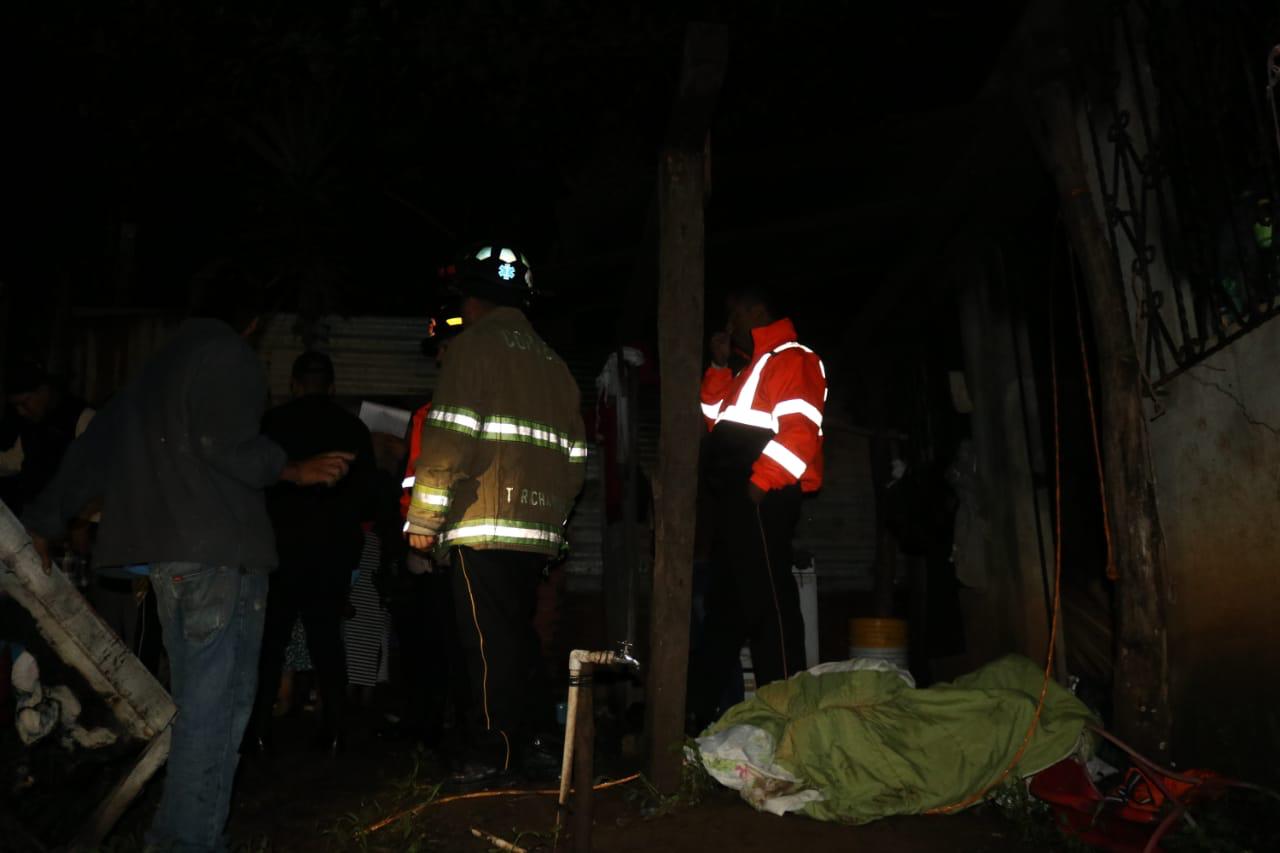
[74,726,172,848]
[0,502,175,741]
[1033,81,1172,760]
[644,23,725,795]
[0,500,178,842]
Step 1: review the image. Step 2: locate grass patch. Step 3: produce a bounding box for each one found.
[320,744,443,851]
[986,779,1090,852]
[627,742,716,820]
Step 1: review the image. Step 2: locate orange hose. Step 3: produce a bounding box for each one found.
[926,257,1069,815]
[362,773,642,835]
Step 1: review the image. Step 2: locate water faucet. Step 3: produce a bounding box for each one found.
[615,640,640,672]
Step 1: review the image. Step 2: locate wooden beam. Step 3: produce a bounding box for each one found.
[664,24,728,152]
[75,726,173,848]
[645,22,725,794]
[1033,80,1172,760]
[0,500,178,840]
[645,145,707,794]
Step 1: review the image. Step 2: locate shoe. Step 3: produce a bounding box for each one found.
[242,723,274,756]
[520,733,563,783]
[247,734,275,756]
[310,731,346,756]
[446,758,511,791]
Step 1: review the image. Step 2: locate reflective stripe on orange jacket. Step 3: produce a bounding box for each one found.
[700,317,826,493]
[399,403,431,521]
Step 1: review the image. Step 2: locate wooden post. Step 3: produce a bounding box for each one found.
[572,665,595,853]
[1034,81,1172,759]
[644,23,726,795]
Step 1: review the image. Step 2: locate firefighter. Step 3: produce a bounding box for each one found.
[689,285,827,731]
[404,244,586,786]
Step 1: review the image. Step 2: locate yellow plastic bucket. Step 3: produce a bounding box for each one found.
[848,617,909,669]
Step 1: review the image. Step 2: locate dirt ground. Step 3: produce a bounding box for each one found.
[10,704,1276,852]
[223,737,1047,853]
[135,713,1052,853]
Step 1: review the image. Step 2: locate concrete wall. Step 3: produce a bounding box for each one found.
[1145,328,1280,780]
[1070,19,1280,779]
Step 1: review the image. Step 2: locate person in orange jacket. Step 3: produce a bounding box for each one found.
[689,285,827,730]
[383,309,470,748]
[397,320,461,531]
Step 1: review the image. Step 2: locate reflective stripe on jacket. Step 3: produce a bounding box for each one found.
[399,403,431,522]
[405,307,587,557]
[700,317,826,493]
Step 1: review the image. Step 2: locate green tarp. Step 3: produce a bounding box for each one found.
[697,655,1095,823]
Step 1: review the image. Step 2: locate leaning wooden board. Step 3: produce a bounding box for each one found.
[0,499,176,844]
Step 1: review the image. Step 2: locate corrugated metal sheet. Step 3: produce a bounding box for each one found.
[259,313,439,402]
[563,446,604,589]
[74,312,184,405]
[794,420,877,591]
[566,356,605,407]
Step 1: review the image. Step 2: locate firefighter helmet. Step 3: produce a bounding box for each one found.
[448,243,535,307]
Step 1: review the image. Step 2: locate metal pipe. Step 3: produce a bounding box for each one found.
[572,669,595,853]
[555,643,640,849]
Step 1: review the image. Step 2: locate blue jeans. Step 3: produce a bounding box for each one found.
[146,563,267,853]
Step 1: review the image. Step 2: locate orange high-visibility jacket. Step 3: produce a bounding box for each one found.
[399,403,431,521]
[700,317,826,493]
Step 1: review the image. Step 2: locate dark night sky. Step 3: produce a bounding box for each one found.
[5,1,1028,359]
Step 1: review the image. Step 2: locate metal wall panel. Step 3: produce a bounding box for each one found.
[794,421,877,591]
[563,447,604,589]
[259,314,438,403]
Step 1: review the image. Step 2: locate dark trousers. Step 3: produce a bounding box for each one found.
[390,567,469,741]
[253,567,349,741]
[450,546,548,769]
[689,484,806,725]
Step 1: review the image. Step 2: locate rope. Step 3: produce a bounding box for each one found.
[756,504,791,680]
[362,773,642,836]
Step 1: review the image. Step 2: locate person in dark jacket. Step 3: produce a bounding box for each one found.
[249,351,377,754]
[1,360,94,516]
[22,265,353,853]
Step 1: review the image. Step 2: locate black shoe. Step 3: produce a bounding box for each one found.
[446,758,512,791]
[310,731,345,756]
[520,734,563,783]
[242,727,274,757]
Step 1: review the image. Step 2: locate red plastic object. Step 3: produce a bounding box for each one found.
[1029,759,1224,852]
[1031,759,1155,852]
